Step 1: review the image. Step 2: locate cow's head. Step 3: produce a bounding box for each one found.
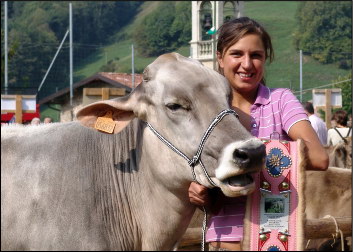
[327,137,352,169]
[76,52,265,197]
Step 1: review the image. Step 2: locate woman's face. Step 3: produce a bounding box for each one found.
[218,34,266,94]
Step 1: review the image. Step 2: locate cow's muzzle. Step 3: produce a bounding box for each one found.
[214,139,266,197]
[233,144,266,170]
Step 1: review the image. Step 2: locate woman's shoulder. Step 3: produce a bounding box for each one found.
[328,127,350,134]
[327,128,336,134]
[268,87,294,97]
[267,87,298,104]
[336,127,351,133]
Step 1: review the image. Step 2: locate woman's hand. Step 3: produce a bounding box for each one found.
[188,182,225,214]
[188,181,210,207]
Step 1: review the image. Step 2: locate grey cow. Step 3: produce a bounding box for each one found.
[1,53,266,251]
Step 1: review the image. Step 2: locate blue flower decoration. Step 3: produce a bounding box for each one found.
[267,245,281,251]
[265,147,292,177]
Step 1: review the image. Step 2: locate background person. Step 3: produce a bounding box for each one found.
[303,101,328,146]
[188,17,328,251]
[30,117,41,125]
[327,110,352,146]
[43,117,53,124]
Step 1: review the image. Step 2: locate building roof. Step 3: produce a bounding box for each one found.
[38,72,143,105]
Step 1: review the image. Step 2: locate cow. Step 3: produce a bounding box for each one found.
[326,137,352,169]
[1,52,266,251]
[304,167,352,251]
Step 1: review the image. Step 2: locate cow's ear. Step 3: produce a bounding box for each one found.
[76,84,146,134]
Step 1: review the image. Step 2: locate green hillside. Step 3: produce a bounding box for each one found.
[245,1,350,102]
[74,2,190,79]
[73,1,350,102]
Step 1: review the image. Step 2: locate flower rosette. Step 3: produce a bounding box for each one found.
[265,147,292,177]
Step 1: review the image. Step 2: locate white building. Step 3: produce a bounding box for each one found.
[190,1,244,70]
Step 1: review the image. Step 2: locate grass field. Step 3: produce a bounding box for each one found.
[244,1,350,101]
[73,1,351,103]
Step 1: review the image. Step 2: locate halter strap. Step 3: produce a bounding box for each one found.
[146,108,238,251]
[146,109,238,186]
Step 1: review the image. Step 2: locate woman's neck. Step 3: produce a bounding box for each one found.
[230,87,259,132]
[231,88,258,113]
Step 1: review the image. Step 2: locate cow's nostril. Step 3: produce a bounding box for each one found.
[233,148,250,164]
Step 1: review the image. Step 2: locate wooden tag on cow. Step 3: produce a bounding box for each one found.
[94,111,116,134]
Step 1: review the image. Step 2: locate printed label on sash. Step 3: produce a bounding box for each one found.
[260,193,289,232]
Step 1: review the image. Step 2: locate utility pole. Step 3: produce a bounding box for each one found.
[69,2,73,107]
[212,1,217,71]
[38,30,69,92]
[299,49,303,102]
[4,1,8,94]
[131,44,135,89]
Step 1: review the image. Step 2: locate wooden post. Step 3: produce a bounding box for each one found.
[305,217,352,239]
[178,216,352,248]
[1,94,36,124]
[313,88,342,129]
[179,227,202,248]
[15,95,23,124]
[325,89,332,129]
[83,88,126,101]
[102,88,110,100]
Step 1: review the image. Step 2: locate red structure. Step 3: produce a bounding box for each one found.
[1,104,40,124]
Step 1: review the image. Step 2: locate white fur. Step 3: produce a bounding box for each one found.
[215,138,263,180]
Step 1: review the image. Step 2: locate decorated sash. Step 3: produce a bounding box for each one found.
[242,139,306,251]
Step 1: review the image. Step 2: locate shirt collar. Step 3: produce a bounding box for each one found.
[253,83,271,105]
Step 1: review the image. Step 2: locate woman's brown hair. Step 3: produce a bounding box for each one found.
[332,110,349,126]
[216,17,274,84]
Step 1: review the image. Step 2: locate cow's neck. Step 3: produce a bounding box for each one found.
[135,122,197,250]
[101,119,196,250]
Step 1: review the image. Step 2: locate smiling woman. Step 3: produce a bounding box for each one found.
[188,16,329,251]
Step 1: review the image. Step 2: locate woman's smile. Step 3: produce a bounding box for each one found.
[218,33,266,93]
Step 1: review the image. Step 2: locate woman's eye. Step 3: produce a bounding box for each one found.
[252,53,263,58]
[166,103,183,111]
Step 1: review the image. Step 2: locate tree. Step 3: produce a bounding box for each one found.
[133,2,191,57]
[133,2,175,57]
[169,2,191,48]
[1,1,142,98]
[294,1,351,69]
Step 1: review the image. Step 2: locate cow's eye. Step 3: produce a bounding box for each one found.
[166,103,183,111]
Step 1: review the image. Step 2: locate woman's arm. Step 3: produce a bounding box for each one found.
[288,120,329,171]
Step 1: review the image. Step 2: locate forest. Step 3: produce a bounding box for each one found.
[1,1,351,110]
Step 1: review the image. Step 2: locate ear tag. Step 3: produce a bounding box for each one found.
[94,111,116,134]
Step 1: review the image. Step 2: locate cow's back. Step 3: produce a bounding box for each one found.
[1,122,118,250]
[305,167,351,219]
[304,167,351,250]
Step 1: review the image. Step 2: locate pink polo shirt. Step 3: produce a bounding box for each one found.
[205,83,309,242]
